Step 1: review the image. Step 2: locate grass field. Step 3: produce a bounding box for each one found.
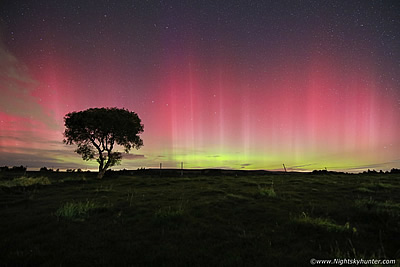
[1,171,399,266]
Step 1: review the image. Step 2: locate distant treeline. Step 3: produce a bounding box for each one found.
[1,165,400,175]
[114,168,400,176]
[39,167,87,173]
[0,166,27,172]
[0,166,88,173]
[312,168,400,174]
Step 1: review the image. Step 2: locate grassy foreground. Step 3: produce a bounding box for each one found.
[0,171,400,266]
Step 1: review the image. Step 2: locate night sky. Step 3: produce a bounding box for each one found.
[1,0,400,172]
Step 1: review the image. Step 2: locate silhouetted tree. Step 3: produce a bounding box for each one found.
[11,166,27,172]
[390,168,400,174]
[1,166,27,172]
[40,167,54,172]
[63,107,144,179]
[0,166,9,172]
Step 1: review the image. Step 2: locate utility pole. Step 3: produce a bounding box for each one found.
[181,162,183,176]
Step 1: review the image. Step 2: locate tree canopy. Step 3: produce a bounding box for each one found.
[63,107,144,178]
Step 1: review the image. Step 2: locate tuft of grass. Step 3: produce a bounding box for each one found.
[355,187,374,193]
[225,193,249,200]
[375,183,395,189]
[154,203,186,226]
[330,239,363,259]
[59,176,87,183]
[95,184,114,193]
[355,198,400,217]
[0,176,51,187]
[257,183,276,198]
[126,191,135,206]
[155,205,185,219]
[55,199,101,221]
[357,182,396,192]
[295,212,356,233]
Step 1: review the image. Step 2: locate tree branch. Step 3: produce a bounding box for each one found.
[100,136,106,152]
[88,136,104,163]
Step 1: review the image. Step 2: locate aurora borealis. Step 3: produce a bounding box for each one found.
[1,1,399,172]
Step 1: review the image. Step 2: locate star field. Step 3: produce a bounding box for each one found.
[0,0,400,171]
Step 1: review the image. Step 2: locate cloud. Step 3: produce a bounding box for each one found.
[285,163,316,171]
[0,148,81,170]
[0,26,57,129]
[289,163,315,168]
[346,160,400,171]
[122,153,146,160]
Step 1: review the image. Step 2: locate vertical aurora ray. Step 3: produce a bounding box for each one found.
[144,47,400,171]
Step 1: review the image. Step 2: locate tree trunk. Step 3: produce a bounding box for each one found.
[97,166,106,179]
[97,157,111,179]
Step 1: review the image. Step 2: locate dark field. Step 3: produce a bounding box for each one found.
[1,171,400,266]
